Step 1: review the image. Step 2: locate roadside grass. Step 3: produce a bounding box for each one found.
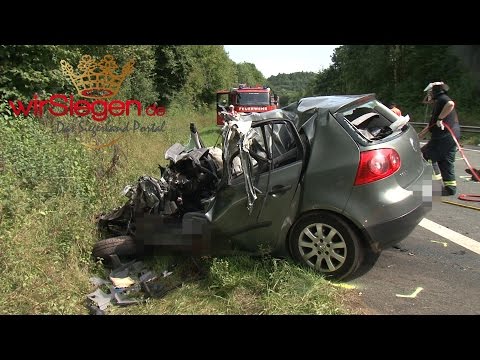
[0,193,102,314]
[0,106,358,314]
[107,256,353,315]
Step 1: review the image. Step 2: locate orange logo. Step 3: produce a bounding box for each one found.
[8,54,165,151]
[60,54,135,99]
[60,54,135,149]
[81,134,125,150]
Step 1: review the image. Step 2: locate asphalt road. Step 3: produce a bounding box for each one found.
[347,143,480,315]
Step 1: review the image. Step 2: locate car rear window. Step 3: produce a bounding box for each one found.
[336,100,408,141]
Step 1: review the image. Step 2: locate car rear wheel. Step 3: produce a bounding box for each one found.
[92,236,136,260]
[289,212,363,280]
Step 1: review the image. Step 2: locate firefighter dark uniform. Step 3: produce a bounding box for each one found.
[421,85,461,196]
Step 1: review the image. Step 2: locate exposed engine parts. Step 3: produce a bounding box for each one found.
[97,123,222,239]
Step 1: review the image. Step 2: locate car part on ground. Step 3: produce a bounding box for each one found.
[86,256,206,314]
[94,94,433,280]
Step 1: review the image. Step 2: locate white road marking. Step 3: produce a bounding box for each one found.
[396,287,423,298]
[419,218,480,255]
[461,148,480,154]
[430,240,448,247]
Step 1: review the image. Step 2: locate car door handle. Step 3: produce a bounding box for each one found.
[268,184,292,196]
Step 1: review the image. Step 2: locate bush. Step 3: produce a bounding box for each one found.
[0,101,97,222]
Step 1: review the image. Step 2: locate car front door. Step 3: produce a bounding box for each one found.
[209,119,305,254]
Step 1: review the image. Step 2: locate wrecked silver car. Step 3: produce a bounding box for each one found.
[94,94,432,280]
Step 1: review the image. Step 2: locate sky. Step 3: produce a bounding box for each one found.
[224,45,340,78]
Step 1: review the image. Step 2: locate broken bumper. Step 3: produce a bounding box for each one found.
[362,201,431,252]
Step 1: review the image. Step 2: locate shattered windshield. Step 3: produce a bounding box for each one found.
[236,92,270,106]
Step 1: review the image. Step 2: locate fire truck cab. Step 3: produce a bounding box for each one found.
[216,84,279,125]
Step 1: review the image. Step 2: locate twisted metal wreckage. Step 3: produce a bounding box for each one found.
[95,111,271,258]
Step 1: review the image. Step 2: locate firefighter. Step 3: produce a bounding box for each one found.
[419,82,461,196]
[228,104,237,116]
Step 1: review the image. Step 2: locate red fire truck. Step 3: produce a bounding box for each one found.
[216,84,279,125]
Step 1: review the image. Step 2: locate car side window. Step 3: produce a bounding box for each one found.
[230,127,268,178]
[264,122,300,170]
[247,127,270,176]
[229,121,301,179]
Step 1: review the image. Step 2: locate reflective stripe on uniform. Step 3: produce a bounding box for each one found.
[444,180,457,186]
[432,174,442,180]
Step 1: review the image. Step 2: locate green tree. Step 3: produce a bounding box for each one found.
[154,45,192,105]
[0,45,158,104]
[268,71,316,105]
[311,45,479,121]
[236,62,266,86]
[0,45,81,100]
[178,45,237,108]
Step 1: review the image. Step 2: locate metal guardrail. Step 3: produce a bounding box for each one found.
[410,122,480,134]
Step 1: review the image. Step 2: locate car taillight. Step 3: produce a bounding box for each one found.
[354,149,401,185]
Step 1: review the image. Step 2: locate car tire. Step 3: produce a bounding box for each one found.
[289,212,363,280]
[92,236,136,260]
